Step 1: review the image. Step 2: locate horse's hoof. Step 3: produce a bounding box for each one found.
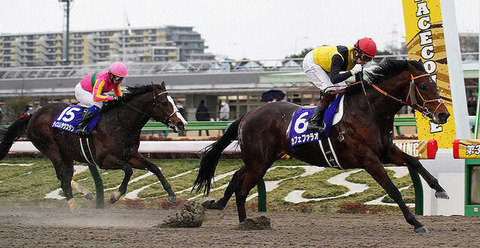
[109,191,123,204]
[201,200,216,209]
[167,196,178,204]
[435,191,450,199]
[109,195,117,204]
[201,200,224,210]
[201,199,214,208]
[67,198,77,213]
[414,226,429,233]
[85,192,95,201]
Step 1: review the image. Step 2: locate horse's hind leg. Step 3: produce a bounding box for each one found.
[130,154,177,204]
[204,166,246,210]
[392,149,449,199]
[365,161,428,233]
[234,166,265,223]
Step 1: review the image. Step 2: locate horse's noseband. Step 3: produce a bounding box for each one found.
[406,74,445,118]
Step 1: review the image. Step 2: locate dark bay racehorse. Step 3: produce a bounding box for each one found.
[193,60,450,233]
[0,82,186,211]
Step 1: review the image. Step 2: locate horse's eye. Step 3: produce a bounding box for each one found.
[161,102,168,107]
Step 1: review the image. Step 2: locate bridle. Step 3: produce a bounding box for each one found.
[153,90,178,124]
[120,90,178,125]
[370,73,445,118]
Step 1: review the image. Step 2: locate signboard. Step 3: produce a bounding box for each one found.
[402,0,456,148]
[394,139,438,159]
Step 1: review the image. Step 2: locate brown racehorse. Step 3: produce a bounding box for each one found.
[0,82,186,211]
[193,60,450,233]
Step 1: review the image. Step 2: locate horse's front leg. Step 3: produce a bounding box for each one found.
[71,180,94,200]
[391,147,449,199]
[130,154,177,204]
[50,155,77,212]
[364,158,428,233]
[103,155,133,204]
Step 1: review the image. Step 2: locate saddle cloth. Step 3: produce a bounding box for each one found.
[51,105,101,133]
[289,94,344,147]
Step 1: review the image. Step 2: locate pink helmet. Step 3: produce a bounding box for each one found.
[108,62,128,77]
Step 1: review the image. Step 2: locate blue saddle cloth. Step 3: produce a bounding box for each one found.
[289,95,342,147]
[51,105,101,133]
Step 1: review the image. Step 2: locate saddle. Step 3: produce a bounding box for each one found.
[289,94,344,146]
[288,95,345,169]
[51,105,101,134]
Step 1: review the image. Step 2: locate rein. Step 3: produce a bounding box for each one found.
[370,73,445,118]
[120,90,177,124]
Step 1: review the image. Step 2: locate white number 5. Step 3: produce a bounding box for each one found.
[57,106,82,122]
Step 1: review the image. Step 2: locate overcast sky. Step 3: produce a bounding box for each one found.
[1,0,478,60]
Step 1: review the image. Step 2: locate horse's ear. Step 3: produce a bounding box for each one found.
[160,81,166,90]
[406,61,417,74]
[150,82,160,93]
[418,58,423,63]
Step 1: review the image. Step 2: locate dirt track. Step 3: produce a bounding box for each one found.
[1,207,480,247]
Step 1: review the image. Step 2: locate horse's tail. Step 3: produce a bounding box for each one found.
[193,116,243,195]
[0,115,32,160]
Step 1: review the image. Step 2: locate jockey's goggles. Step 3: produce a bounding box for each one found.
[113,75,125,82]
[359,53,373,62]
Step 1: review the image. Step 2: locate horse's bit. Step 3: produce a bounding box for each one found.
[370,73,445,119]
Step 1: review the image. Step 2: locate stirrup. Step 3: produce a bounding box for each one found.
[76,125,91,136]
[306,122,325,133]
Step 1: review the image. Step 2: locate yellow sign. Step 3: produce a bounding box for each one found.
[402,0,456,148]
[453,139,480,159]
[394,139,438,159]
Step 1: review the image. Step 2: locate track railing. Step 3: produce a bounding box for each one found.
[142,117,417,136]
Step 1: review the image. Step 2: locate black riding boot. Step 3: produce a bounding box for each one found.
[306,105,326,133]
[76,109,98,136]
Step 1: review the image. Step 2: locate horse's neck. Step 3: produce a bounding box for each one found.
[363,79,408,120]
[115,100,151,132]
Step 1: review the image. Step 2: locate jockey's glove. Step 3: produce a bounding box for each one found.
[350,64,363,75]
[113,96,119,101]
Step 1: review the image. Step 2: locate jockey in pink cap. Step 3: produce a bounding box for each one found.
[74,62,128,135]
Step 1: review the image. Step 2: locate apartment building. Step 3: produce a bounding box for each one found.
[0,25,215,67]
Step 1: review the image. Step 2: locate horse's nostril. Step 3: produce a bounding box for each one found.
[438,112,449,123]
[176,121,185,130]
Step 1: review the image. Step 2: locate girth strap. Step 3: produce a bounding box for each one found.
[79,137,99,167]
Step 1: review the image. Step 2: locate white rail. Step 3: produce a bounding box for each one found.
[9,141,240,154]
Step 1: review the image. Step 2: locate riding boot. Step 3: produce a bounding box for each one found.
[76,105,100,136]
[306,105,326,133]
[306,93,335,133]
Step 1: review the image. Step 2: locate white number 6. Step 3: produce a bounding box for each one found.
[294,112,309,134]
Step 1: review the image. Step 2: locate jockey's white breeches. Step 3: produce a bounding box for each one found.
[74,83,104,108]
[302,51,348,93]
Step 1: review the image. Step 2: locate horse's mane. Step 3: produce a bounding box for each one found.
[102,84,162,112]
[344,59,424,96]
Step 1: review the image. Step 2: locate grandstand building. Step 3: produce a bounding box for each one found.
[0,30,477,123]
[0,26,214,67]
